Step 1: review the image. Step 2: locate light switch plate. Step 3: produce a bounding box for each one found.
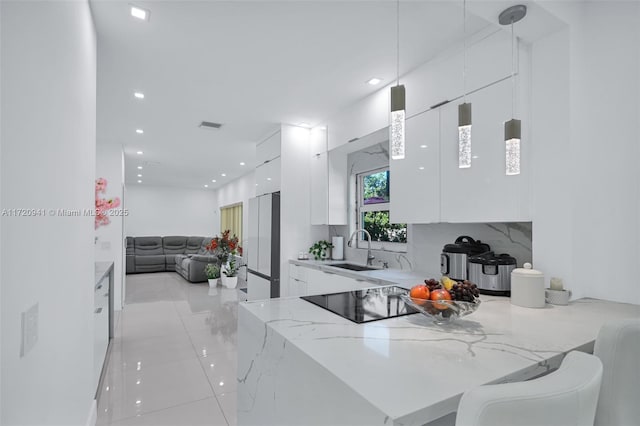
[101,241,111,250]
[20,303,39,357]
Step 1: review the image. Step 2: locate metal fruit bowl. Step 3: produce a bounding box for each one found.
[400,294,480,325]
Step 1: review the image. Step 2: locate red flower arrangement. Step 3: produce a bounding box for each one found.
[206,230,241,262]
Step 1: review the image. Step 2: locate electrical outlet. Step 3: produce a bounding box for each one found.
[20,303,39,357]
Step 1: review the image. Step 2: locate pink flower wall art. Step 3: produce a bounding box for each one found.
[95,177,121,229]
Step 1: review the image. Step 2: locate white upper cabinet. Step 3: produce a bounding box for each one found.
[255,156,281,196]
[327,89,389,151]
[310,127,328,157]
[390,108,440,224]
[439,78,531,222]
[310,151,329,225]
[256,131,281,165]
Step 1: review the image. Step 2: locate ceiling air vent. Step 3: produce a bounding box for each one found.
[199,121,223,130]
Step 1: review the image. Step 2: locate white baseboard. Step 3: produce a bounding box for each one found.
[86,399,97,426]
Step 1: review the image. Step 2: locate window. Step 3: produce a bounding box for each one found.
[356,167,407,251]
[220,203,243,245]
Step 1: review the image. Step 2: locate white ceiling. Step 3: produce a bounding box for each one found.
[92,0,500,189]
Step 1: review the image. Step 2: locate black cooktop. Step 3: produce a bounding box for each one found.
[301,286,418,324]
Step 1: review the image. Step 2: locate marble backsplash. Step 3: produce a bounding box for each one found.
[331,222,533,278]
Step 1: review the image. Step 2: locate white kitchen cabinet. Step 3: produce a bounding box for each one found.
[288,277,308,297]
[256,131,281,165]
[310,127,328,157]
[327,149,348,225]
[327,88,389,151]
[93,277,109,390]
[439,78,531,222]
[310,152,329,225]
[247,273,271,301]
[255,156,281,196]
[305,267,373,296]
[390,108,440,224]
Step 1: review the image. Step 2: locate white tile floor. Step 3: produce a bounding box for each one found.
[97,272,245,426]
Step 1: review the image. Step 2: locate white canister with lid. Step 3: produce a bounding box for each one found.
[510,263,545,308]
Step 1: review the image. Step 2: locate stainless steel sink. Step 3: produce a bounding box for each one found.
[330,263,378,272]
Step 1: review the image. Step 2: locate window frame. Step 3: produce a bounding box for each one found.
[355,167,407,252]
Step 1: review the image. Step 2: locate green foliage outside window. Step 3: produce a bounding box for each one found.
[362,211,407,243]
[363,171,389,205]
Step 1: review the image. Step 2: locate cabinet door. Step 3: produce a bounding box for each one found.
[439,79,531,222]
[257,195,272,276]
[327,149,348,225]
[256,131,281,164]
[255,156,281,196]
[390,108,440,224]
[247,272,271,301]
[310,152,329,225]
[288,277,308,297]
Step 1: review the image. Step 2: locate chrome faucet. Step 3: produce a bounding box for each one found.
[347,229,375,266]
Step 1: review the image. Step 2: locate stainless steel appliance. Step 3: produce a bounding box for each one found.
[440,236,491,281]
[247,192,280,301]
[301,286,417,324]
[468,252,516,296]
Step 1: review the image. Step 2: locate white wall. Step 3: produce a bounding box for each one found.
[1,1,96,424]
[213,170,256,248]
[95,143,125,310]
[125,185,217,237]
[532,1,640,303]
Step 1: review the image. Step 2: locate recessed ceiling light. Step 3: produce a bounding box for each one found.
[137,174,142,177]
[317,126,327,130]
[420,145,428,149]
[204,184,208,188]
[137,180,142,183]
[298,122,310,128]
[419,166,425,170]
[267,177,272,181]
[221,173,226,177]
[130,6,149,21]
[211,179,217,183]
[136,151,143,155]
[136,129,144,134]
[240,162,245,166]
[367,77,382,85]
[134,92,144,99]
[472,155,479,159]
[137,166,143,170]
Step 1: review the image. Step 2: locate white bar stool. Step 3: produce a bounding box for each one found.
[593,319,640,426]
[455,351,603,426]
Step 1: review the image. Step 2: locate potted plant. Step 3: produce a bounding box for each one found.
[309,240,334,260]
[205,263,220,288]
[222,256,240,289]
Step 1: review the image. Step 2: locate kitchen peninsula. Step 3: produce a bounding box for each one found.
[237,289,639,425]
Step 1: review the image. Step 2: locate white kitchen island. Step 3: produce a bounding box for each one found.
[237,292,639,426]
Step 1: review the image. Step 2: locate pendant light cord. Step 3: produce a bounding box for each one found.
[463,0,467,103]
[396,0,400,86]
[511,20,515,117]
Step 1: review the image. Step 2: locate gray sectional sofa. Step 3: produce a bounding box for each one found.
[126,236,219,283]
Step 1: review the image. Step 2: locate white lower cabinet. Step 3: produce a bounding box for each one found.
[247,273,271,301]
[93,279,109,391]
[288,277,308,297]
[305,268,373,296]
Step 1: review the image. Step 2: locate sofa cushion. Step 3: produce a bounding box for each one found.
[198,237,214,255]
[126,237,135,255]
[136,255,165,266]
[185,237,205,254]
[134,237,163,256]
[163,236,187,254]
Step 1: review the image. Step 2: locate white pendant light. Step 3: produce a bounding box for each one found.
[500,5,526,176]
[458,0,472,169]
[390,0,405,160]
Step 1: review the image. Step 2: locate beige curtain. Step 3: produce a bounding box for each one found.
[220,203,243,244]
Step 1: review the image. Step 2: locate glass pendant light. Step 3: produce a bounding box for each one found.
[458,0,472,169]
[499,5,526,176]
[390,0,405,160]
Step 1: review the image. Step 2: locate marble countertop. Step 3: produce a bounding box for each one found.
[289,258,436,289]
[239,294,640,424]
